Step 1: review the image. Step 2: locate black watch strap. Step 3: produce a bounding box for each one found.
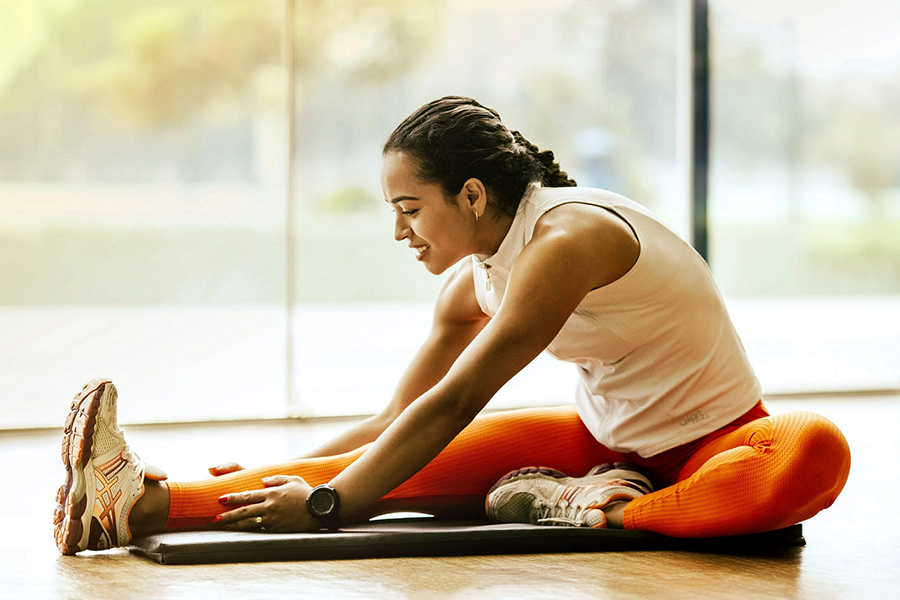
[306,484,342,531]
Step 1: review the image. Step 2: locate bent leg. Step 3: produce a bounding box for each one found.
[166,405,622,530]
[623,411,851,537]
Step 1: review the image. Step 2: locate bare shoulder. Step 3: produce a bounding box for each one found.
[530,202,640,290]
[434,260,489,325]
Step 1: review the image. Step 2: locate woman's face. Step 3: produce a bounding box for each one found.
[381,151,477,275]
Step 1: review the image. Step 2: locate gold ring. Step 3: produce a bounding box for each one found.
[254,517,263,525]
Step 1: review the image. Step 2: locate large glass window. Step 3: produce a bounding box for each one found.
[710,0,900,394]
[0,1,289,427]
[1,0,682,427]
[287,0,682,416]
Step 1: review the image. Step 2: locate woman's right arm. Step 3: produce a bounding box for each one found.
[297,260,489,459]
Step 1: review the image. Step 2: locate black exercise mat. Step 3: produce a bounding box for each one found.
[128,520,805,565]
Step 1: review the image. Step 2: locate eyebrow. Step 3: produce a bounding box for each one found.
[386,195,421,204]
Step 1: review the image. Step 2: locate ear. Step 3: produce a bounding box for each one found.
[459,178,488,215]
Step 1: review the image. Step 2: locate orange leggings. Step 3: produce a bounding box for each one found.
[166,402,851,537]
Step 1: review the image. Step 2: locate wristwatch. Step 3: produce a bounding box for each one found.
[306,484,342,531]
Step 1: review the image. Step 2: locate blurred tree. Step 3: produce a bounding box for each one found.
[0,0,440,181]
[805,79,900,220]
[710,10,900,224]
[77,2,282,126]
[75,0,439,126]
[322,184,378,213]
[599,0,676,205]
[516,0,675,206]
[711,25,796,170]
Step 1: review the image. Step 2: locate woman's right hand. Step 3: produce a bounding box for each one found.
[209,462,244,476]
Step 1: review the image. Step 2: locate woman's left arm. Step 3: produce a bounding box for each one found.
[217,205,638,531]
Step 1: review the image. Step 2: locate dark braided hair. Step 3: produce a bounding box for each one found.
[384,96,576,217]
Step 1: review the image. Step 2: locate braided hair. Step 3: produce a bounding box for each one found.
[383,96,576,217]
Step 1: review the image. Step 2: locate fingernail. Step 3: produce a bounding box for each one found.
[213,515,223,523]
[218,496,228,504]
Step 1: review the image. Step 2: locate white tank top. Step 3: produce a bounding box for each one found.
[472,186,761,457]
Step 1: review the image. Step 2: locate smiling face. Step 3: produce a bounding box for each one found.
[381,151,482,274]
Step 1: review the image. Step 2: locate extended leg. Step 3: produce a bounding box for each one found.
[623,411,851,537]
[162,405,622,530]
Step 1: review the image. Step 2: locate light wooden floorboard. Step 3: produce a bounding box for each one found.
[2,395,897,599]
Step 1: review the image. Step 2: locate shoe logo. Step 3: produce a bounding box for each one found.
[93,451,128,547]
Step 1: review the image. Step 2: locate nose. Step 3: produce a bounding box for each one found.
[394,213,410,242]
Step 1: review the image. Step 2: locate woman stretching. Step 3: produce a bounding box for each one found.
[54,96,850,554]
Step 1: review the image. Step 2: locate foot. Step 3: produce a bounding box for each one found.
[485,462,653,528]
[53,378,166,554]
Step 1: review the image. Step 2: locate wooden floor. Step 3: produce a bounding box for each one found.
[2,394,898,599]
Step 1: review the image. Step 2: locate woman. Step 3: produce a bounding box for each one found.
[54,96,850,554]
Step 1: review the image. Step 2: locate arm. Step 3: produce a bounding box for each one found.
[210,262,487,476]
[298,260,490,459]
[330,204,640,520]
[218,204,638,531]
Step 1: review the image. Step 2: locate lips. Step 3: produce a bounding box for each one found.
[411,244,430,260]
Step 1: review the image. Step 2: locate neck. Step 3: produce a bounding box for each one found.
[474,211,516,259]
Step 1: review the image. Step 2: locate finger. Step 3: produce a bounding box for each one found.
[208,462,244,477]
[227,516,267,532]
[218,489,266,506]
[215,507,266,529]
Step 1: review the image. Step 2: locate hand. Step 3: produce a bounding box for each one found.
[215,475,321,533]
[208,462,245,477]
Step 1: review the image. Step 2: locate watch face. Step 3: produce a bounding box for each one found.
[310,489,336,515]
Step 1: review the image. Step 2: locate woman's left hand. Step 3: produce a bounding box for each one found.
[216,475,321,533]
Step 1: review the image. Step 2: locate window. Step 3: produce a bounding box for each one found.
[0,1,288,426]
[710,0,900,393]
[1,0,684,427]
[286,0,682,416]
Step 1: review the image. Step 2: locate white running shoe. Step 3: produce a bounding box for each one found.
[53,378,166,554]
[486,462,653,528]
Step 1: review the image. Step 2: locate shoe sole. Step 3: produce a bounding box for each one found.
[54,379,109,555]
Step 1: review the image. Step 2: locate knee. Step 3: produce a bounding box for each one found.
[775,412,851,509]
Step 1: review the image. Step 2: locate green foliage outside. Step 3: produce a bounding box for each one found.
[322,186,380,214]
[0,0,898,304]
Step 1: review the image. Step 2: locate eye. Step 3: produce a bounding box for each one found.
[390,205,419,217]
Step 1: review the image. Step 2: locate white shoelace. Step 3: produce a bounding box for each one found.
[535,499,602,527]
[120,445,146,498]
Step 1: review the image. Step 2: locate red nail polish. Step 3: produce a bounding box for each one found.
[218,496,228,504]
[213,515,223,523]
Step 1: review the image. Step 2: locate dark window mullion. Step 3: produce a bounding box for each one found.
[692,0,710,262]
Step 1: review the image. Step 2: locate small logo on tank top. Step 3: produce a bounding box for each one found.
[679,409,710,426]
